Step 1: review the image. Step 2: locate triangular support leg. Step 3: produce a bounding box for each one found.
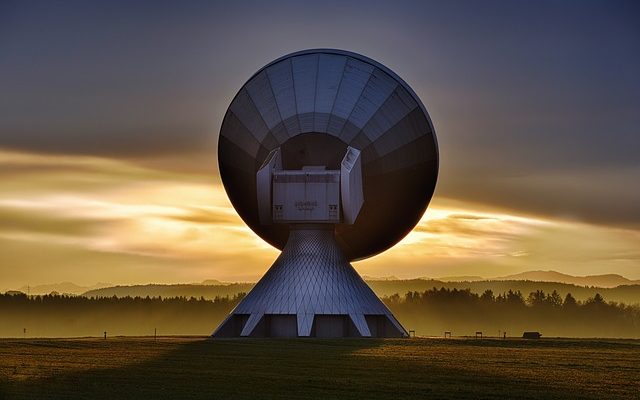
[297,313,314,337]
[240,313,263,337]
[349,313,371,337]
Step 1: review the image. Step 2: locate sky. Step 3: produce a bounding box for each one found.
[1,0,639,289]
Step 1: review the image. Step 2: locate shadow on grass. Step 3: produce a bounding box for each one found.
[1,338,634,400]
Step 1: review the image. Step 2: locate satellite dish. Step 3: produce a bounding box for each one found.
[218,49,438,261]
[214,49,438,338]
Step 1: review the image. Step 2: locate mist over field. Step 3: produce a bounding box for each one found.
[3,279,639,338]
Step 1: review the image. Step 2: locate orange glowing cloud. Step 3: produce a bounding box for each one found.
[1,149,639,291]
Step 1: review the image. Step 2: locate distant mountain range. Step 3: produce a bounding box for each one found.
[16,282,113,295]
[200,279,231,286]
[12,279,232,295]
[82,283,254,299]
[426,271,640,288]
[430,276,484,282]
[361,275,399,281]
[493,271,640,288]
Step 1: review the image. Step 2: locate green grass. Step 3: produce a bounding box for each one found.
[1,337,639,399]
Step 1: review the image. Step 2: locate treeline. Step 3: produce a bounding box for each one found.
[383,288,640,338]
[1,289,639,338]
[368,279,640,304]
[0,293,244,338]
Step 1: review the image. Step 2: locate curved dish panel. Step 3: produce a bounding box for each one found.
[219,49,438,261]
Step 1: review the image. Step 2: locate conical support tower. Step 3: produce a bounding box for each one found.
[213,226,407,338]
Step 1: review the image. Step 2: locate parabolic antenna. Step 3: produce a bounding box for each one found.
[214,49,438,338]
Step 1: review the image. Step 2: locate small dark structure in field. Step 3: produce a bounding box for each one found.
[475,331,482,339]
[522,331,541,339]
[444,331,451,338]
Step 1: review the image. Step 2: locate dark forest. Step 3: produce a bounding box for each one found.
[2,288,639,338]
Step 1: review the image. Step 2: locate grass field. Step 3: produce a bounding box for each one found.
[0,337,638,399]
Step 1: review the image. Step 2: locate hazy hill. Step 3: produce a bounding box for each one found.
[494,270,640,288]
[13,271,639,304]
[361,275,399,281]
[17,282,112,295]
[83,283,254,299]
[11,280,232,296]
[431,276,484,282]
[200,279,229,285]
[426,271,640,288]
[80,280,640,305]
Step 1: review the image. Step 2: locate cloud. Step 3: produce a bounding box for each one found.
[167,206,239,225]
[447,214,495,221]
[1,1,638,230]
[355,198,640,280]
[0,207,119,237]
[0,150,282,289]
[2,149,640,290]
[437,165,640,228]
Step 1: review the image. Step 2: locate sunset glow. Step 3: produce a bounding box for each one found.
[2,149,638,290]
[1,0,638,292]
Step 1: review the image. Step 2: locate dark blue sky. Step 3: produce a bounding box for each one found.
[1,0,639,227]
